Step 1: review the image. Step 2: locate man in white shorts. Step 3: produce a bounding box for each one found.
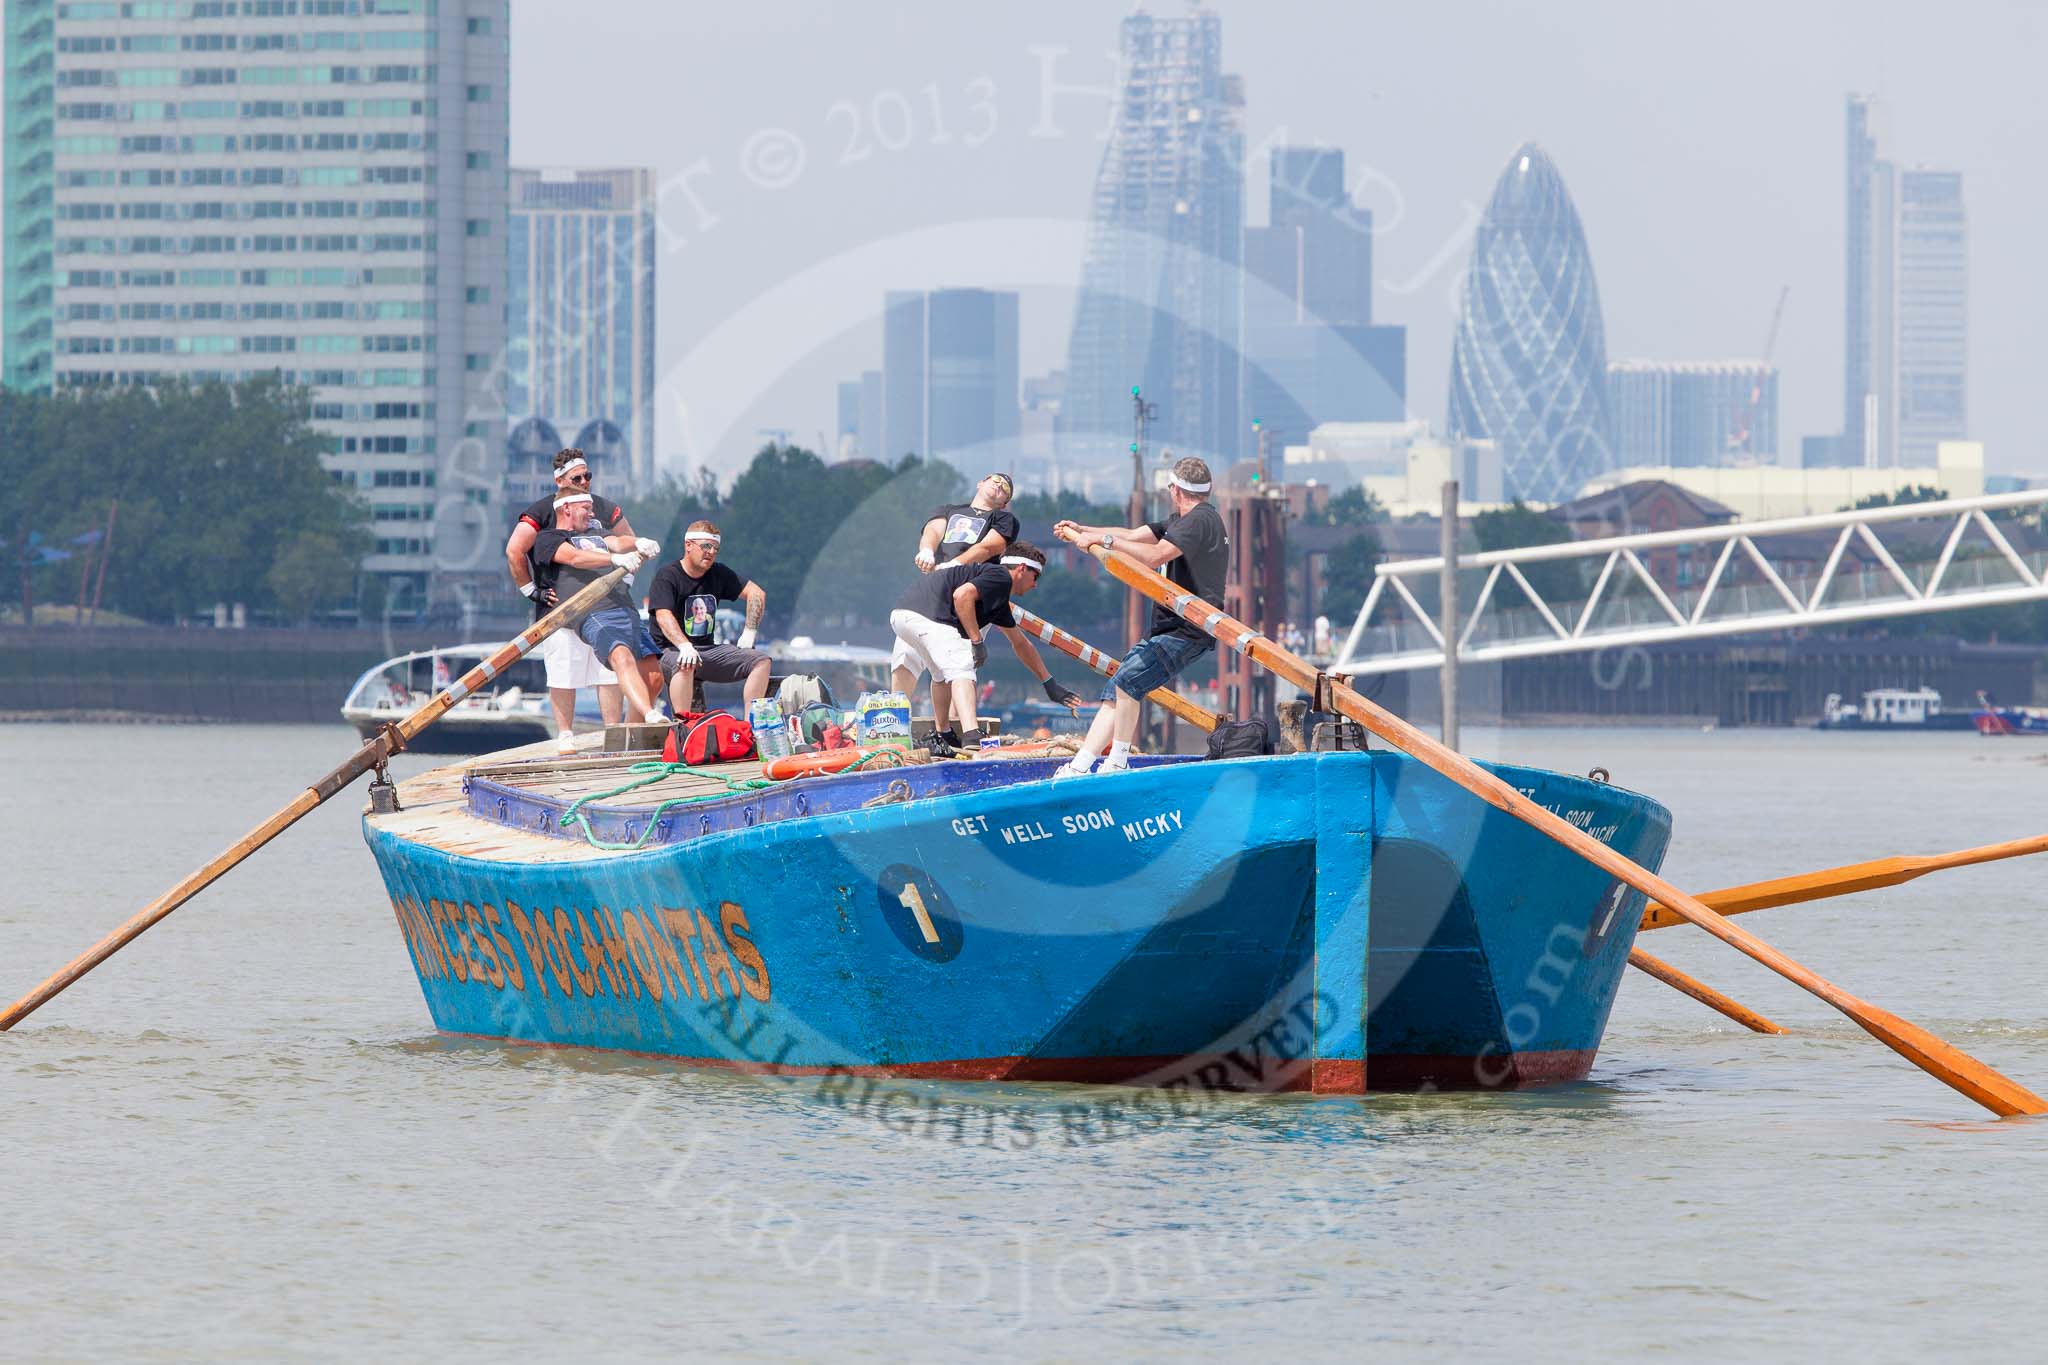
[504,447,642,752]
[888,542,1075,756]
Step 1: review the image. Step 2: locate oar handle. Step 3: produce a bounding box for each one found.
[0,568,627,1032]
[1010,605,1222,733]
[1084,539,2047,1117]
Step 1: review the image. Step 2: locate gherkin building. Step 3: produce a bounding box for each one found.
[1447,144,1615,503]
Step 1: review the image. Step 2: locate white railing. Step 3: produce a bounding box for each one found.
[1333,489,2048,675]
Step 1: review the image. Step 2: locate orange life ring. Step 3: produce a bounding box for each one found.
[763,747,880,781]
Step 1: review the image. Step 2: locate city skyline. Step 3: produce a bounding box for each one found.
[3,3,2039,486]
[477,2,2038,483]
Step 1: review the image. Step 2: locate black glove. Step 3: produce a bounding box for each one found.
[970,639,989,669]
[1043,678,1082,708]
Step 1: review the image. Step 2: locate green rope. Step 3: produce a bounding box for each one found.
[558,759,774,852]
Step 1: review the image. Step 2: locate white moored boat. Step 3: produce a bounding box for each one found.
[342,644,569,754]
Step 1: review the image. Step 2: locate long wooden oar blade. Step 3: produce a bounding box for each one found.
[1077,537,2048,1117]
[0,568,627,1031]
[1629,948,1787,1034]
[1011,605,1221,733]
[1642,832,2048,931]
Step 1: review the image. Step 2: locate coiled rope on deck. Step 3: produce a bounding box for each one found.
[558,759,774,852]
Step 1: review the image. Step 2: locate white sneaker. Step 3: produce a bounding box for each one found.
[1051,757,1096,780]
[555,730,577,755]
[1096,757,1131,775]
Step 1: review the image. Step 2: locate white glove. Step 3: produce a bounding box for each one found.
[737,627,757,650]
[670,639,700,668]
[914,546,936,570]
[609,550,646,572]
[517,580,537,599]
[635,538,661,558]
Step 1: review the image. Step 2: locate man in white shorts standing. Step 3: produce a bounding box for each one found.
[504,447,641,752]
[888,543,1071,756]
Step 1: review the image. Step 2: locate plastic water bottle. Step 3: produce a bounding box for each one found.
[749,697,788,759]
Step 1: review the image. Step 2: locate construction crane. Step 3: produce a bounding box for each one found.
[1731,285,1789,461]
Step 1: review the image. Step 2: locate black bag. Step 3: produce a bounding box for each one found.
[1205,718,1273,760]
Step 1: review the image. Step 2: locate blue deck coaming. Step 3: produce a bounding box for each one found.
[462,754,1197,849]
[367,751,1672,1091]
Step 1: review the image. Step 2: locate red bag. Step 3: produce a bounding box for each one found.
[661,710,756,765]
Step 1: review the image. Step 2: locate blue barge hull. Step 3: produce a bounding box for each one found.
[363,750,1672,1093]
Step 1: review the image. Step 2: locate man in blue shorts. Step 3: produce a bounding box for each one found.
[1050,455,1229,777]
[531,489,665,726]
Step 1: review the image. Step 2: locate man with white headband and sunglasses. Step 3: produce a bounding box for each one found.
[890,541,1063,757]
[1051,454,1229,778]
[505,448,642,751]
[530,490,666,727]
[646,519,773,716]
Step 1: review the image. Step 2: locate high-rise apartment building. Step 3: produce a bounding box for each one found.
[505,166,656,501]
[1242,145,1404,453]
[880,287,1018,468]
[1829,95,1967,469]
[1895,169,1966,465]
[1841,93,1879,467]
[1060,8,1243,474]
[1447,143,1613,503]
[1609,360,1779,467]
[2,0,511,612]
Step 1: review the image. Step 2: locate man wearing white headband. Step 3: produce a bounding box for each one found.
[504,447,644,751]
[646,519,773,715]
[899,470,1024,733]
[888,541,1077,757]
[530,491,665,727]
[1051,454,1228,778]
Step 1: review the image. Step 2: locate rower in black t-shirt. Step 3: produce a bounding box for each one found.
[899,471,1033,736]
[887,543,1078,757]
[530,490,665,725]
[645,520,774,713]
[501,447,640,750]
[913,472,1021,573]
[1050,455,1230,778]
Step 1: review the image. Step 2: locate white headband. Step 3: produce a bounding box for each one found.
[1171,473,1212,494]
[556,457,588,478]
[1000,556,1042,569]
[552,491,593,509]
[684,531,721,544]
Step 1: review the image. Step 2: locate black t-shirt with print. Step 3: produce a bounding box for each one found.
[518,493,623,619]
[531,527,636,615]
[646,560,750,646]
[927,502,1019,564]
[896,562,1017,635]
[1145,501,1229,640]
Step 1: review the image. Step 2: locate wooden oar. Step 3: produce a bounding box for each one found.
[1629,948,1787,1034]
[1011,605,1220,732]
[1640,833,2048,932]
[0,567,629,1031]
[1073,536,2047,1116]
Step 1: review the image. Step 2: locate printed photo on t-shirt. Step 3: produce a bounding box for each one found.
[942,512,988,546]
[686,593,716,637]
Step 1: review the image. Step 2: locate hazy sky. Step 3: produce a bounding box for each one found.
[4,3,2039,482]
[503,0,2044,482]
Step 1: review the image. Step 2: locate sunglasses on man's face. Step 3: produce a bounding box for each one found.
[564,473,592,485]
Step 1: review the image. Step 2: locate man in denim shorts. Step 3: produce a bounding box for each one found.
[1051,455,1229,777]
[530,491,665,725]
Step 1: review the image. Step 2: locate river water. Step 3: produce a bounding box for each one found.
[3,722,2045,1359]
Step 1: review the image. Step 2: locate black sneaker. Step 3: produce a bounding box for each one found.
[926,731,963,758]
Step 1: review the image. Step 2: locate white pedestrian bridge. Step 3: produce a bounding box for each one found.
[1334,490,2048,676]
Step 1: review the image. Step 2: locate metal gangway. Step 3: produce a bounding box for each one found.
[1334,490,2048,676]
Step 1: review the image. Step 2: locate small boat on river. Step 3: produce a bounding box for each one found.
[1973,691,2048,737]
[343,645,561,754]
[361,739,1671,1093]
[1815,687,1976,732]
